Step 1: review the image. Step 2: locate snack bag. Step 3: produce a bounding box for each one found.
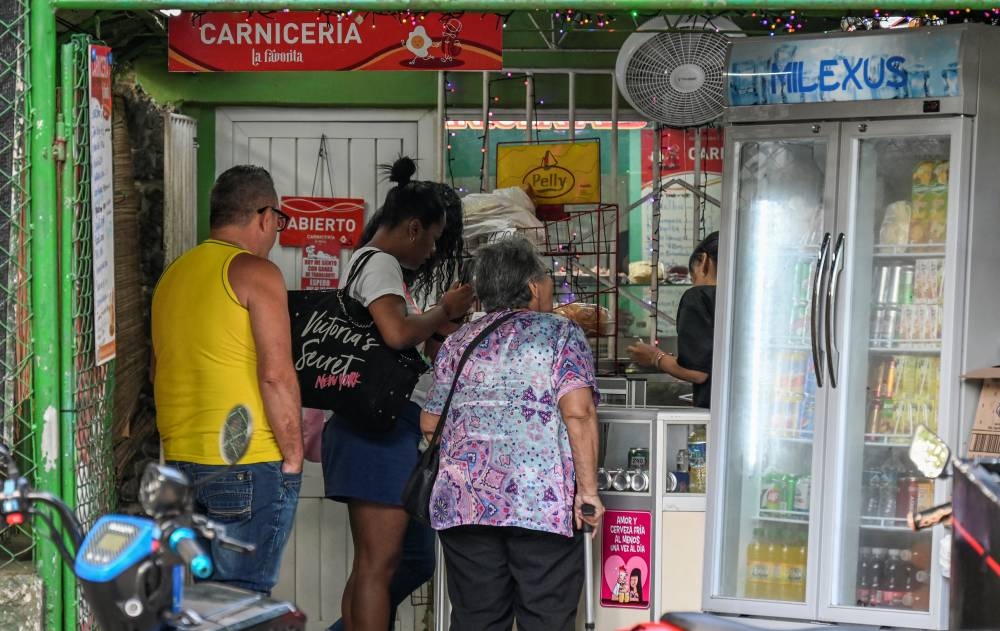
[879,200,911,245]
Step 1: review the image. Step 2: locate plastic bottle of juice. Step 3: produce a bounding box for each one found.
[768,527,787,600]
[758,528,776,599]
[775,528,793,601]
[688,425,708,493]
[786,530,807,602]
[745,528,768,599]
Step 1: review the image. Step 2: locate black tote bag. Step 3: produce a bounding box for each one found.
[288,249,429,433]
[402,311,515,525]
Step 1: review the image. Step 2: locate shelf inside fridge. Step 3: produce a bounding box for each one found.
[859,516,911,531]
[757,509,810,524]
[868,345,942,354]
[873,243,945,257]
[766,429,815,444]
[863,434,913,447]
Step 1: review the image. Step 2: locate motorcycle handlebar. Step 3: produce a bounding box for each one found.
[168,528,213,579]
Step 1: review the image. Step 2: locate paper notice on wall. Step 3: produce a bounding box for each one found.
[89,44,116,366]
[301,236,342,290]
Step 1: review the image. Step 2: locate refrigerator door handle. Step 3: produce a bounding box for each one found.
[825,233,846,388]
[811,232,832,388]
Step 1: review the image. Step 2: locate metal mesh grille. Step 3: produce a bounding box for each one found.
[624,31,730,127]
[0,0,35,574]
[67,34,117,630]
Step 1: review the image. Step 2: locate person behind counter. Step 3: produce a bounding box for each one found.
[628,231,718,408]
[322,157,476,631]
[420,236,604,631]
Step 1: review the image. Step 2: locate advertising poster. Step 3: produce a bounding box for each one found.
[640,128,724,274]
[301,236,341,290]
[168,11,502,72]
[279,196,365,248]
[495,140,601,205]
[89,44,116,366]
[601,509,652,609]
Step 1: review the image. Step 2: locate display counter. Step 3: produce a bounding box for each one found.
[590,405,710,631]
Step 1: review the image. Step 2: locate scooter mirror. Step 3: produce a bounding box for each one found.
[909,423,950,479]
[220,404,253,465]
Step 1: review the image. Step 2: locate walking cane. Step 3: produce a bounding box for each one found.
[582,503,597,631]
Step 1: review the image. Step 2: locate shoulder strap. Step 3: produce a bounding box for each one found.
[426,311,517,448]
[342,248,380,294]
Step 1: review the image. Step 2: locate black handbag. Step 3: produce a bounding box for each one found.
[288,249,429,433]
[402,311,516,525]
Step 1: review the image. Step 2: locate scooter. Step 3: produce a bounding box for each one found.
[649,424,1000,631]
[0,405,306,630]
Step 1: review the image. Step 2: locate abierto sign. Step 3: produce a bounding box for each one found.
[279,196,365,248]
[168,11,502,72]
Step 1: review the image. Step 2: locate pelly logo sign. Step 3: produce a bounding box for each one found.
[523,151,576,199]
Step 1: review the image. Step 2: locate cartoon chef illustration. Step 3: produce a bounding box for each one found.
[440,18,463,62]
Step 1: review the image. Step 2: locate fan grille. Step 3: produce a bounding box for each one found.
[622,31,730,127]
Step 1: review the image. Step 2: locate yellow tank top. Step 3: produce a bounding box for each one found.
[152,239,282,464]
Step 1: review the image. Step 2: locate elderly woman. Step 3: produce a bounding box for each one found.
[420,236,604,631]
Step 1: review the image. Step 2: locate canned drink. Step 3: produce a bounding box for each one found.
[871,308,886,346]
[883,308,900,347]
[597,468,611,491]
[889,265,904,305]
[665,470,678,493]
[611,469,629,492]
[900,266,915,305]
[629,469,650,493]
[874,265,892,305]
[628,447,650,471]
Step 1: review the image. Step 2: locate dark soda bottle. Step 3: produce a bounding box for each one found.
[868,547,886,607]
[856,547,872,606]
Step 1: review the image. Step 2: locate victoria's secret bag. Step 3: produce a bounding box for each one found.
[288,249,429,433]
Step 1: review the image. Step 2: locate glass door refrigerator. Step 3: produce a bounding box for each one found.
[704,24,1000,630]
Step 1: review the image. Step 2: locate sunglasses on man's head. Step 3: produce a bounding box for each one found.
[257,205,290,232]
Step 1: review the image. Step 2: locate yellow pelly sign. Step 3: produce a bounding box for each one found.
[496,140,601,205]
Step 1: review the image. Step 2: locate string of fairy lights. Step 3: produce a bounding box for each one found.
[184,8,1000,37]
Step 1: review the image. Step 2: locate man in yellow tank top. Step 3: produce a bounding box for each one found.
[152,165,303,594]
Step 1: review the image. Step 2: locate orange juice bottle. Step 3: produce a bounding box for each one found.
[745,528,768,598]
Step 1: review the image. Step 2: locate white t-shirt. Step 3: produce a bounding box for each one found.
[341,246,431,405]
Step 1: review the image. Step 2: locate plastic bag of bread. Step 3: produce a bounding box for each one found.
[628,260,666,284]
[878,200,911,245]
[554,302,613,336]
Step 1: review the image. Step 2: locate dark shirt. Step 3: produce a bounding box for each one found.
[676,285,716,409]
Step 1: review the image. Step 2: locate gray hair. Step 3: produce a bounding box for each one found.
[473,236,547,311]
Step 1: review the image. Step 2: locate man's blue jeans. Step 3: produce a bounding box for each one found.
[171,461,301,594]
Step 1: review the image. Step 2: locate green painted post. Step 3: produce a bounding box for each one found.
[29,1,63,630]
[59,41,79,631]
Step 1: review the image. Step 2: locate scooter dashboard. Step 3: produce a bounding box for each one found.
[74,514,159,582]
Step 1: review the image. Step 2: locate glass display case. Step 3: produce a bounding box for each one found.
[594,406,709,629]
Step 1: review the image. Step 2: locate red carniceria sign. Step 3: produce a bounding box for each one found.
[168,12,503,72]
[641,127,724,184]
[279,196,365,248]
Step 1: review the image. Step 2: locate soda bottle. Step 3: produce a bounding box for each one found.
[882,549,904,607]
[776,529,793,601]
[869,548,886,607]
[760,469,785,511]
[784,474,800,511]
[879,465,899,519]
[745,528,768,599]
[688,425,708,493]
[856,547,873,606]
[902,566,931,611]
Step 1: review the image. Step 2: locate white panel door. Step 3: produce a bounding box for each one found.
[216,107,436,631]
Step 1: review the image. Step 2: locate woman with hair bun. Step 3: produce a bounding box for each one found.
[322,157,475,631]
[628,231,719,409]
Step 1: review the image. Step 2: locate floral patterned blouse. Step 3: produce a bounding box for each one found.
[424,309,599,537]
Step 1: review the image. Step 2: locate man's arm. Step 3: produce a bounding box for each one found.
[231,254,303,473]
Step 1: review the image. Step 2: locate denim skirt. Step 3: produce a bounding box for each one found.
[321,400,422,507]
